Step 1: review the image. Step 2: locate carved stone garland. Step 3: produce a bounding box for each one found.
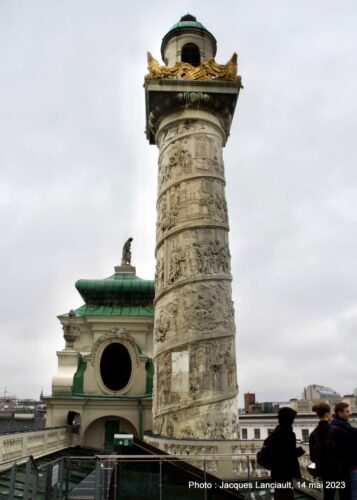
[91,327,140,367]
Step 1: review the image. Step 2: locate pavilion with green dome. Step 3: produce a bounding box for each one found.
[44,262,155,448]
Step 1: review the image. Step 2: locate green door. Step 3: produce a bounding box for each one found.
[104,420,120,448]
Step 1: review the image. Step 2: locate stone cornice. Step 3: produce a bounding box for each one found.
[145,80,241,144]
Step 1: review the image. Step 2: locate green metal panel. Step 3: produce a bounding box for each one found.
[72,355,87,395]
[104,420,120,448]
[145,359,154,395]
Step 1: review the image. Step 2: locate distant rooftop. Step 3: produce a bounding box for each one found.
[0,410,45,435]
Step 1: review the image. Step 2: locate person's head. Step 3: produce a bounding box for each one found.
[312,402,331,421]
[278,407,297,427]
[334,402,351,422]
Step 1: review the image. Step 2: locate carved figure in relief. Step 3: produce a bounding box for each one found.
[179,121,191,134]
[157,282,234,336]
[190,374,200,400]
[203,422,213,439]
[159,138,192,188]
[168,142,191,173]
[158,195,169,232]
[189,345,210,399]
[210,342,227,390]
[224,342,235,387]
[209,293,224,323]
[167,240,231,285]
[159,158,172,187]
[161,121,203,146]
[154,317,168,343]
[213,419,230,440]
[192,243,203,273]
[199,179,225,219]
[182,426,194,439]
[192,121,206,132]
[157,353,171,406]
[153,416,164,435]
[157,189,181,237]
[154,302,178,344]
[204,191,227,223]
[168,247,179,283]
[155,258,164,288]
[193,294,209,321]
[166,419,174,437]
[195,136,206,159]
[177,247,186,276]
[181,291,221,332]
[232,414,239,438]
[192,134,225,176]
[184,245,193,275]
[219,245,230,273]
[169,186,180,226]
[196,347,207,378]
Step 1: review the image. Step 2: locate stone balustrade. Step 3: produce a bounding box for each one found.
[0,427,71,468]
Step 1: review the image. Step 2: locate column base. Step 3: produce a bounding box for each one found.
[144,433,251,480]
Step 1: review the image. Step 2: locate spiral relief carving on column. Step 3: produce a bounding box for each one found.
[152,115,239,440]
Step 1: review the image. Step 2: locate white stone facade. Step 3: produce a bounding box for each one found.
[239,412,357,442]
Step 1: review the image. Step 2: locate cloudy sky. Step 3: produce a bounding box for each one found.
[1,1,356,405]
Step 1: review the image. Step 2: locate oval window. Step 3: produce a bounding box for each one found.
[100,343,132,391]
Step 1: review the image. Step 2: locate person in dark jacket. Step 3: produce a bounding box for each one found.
[267,407,305,500]
[309,402,351,500]
[331,402,357,500]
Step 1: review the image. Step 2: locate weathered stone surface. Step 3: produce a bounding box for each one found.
[152,110,239,440]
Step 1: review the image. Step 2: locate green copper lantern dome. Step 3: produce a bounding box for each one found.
[171,13,206,30]
[73,266,154,317]
[161,14,217,60]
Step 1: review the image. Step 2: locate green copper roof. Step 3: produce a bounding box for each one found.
[74,304,154,317]
[74,268,154,313]
[171,13,207,30]
[161,14,217,60]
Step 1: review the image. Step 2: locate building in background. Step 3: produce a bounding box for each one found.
[239,388,357,443]
[302,384,341,401]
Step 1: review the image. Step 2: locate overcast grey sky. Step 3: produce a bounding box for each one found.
[1,0,356,404]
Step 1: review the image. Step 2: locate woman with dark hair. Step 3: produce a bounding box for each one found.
[309,402,351,500]
[267,407,305,500]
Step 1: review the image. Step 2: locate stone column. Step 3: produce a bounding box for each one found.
[152,105,239,441]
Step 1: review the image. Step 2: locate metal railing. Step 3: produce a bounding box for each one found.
[0,452,320,499]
